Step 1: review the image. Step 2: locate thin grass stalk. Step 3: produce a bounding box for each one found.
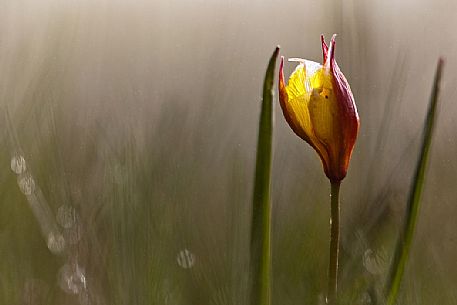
[327,180,341,305]
[250,46,280,305]
[385,58,444,305]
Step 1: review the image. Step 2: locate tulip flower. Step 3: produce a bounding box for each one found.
[278,34,359,182]
[278,34,360,304]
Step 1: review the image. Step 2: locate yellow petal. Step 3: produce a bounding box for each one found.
[284,63,312,135]
[308,68,342,173]
[282,61,331,172]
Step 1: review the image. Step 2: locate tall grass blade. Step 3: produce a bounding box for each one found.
[249,46,280,305]
[385,58,444,305]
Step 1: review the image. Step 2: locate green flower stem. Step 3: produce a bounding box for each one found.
[250,46,279,305]
[327,180,341,305]
[385,58,444,305]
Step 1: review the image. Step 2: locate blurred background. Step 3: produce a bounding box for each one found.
[0,0,456,304]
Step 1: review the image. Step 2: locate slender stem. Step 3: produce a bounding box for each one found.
[327,180,341,305]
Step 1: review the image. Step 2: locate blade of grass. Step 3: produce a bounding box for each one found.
[385,58,444,305]
[250,46,280,305]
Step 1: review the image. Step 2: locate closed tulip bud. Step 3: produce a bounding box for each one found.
[279,34,360,182]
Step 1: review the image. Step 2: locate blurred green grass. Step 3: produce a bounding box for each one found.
[1,1,457,305]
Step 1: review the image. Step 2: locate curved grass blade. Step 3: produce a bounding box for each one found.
[250,46,280,305]
[385,58,444,305]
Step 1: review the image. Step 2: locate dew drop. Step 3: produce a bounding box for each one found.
[11,155,27,174]
[176,249,195,269]
[17,173,35,195]
[47,232,66,254]
[58,263,86,294]
[56,205,77,229]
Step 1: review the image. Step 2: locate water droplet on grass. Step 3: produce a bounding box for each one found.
[58,263,86,294]
[47,232,65,254]
[177,249,195,269]
[57,205,77,228]
[18,173,35,195]
[11,155,27,174]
